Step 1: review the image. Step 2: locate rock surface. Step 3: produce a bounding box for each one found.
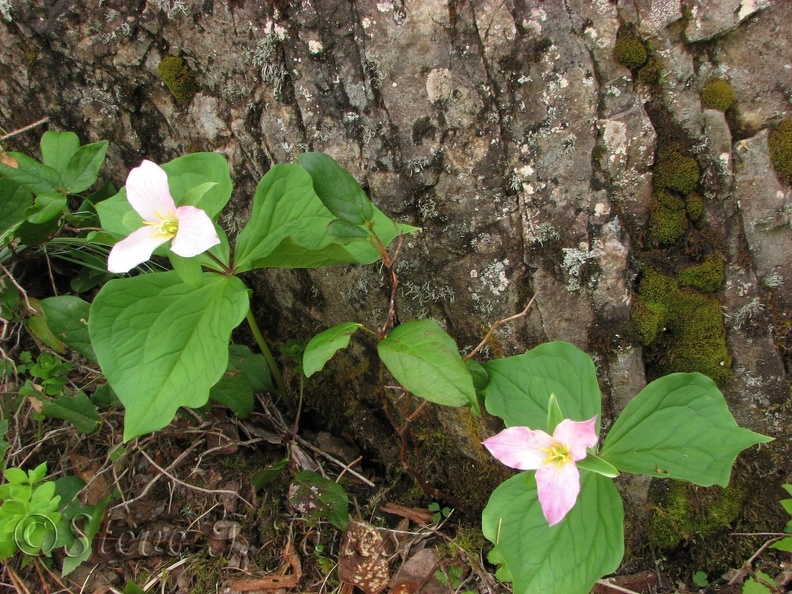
[1,0,790,575]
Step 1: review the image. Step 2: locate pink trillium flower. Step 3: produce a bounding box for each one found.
[483,417,598,526]
[107,160,220,273]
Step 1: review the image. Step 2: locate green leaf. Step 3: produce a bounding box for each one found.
[0,178,33,240]
[302,322,363,377]
[28,462,48,485]
[234,163,415,271]
[482,341,601,430]
[209,370,254,419]
[26,301,66,353]
[25,194,67,224]
[40,131,81,175]
[327,219,371,243]
[40,391,100,434]
[39,296,96,363]
[0,151,61,195]
[546,393,564,433]
[482,471,624,594]
[297,152,374,224]
[228,345,274,393]
[577,454,620,478]
[771,536,792,552]
[89,271,249,440]
[168,251,204,289]
[61,141,109,193]
[377,319,478,412]
[743,572,775,594]
[600,373,772,486]
[252,457,288,491]
[0,419,9,462]
[289,471,349,531]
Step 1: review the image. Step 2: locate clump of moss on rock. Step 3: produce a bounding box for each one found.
[158,55,197,102]
[769,118,792,178]
[653,149,700,194]
[615,36,648,70]
[700,79,736,111]
[685,192,704,221]
[678,254,725,293]
[632,265,731,383]
[649,480,747,549]
[649,197,688,245]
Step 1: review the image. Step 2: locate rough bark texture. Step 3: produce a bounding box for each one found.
[1,0,791,575]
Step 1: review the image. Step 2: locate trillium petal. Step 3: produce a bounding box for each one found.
[536,460,581,526]
[107,226,171,273]
[126,160,177,223]
[170,205,220,258]
[553,417,598,461]
[482,426,554,471]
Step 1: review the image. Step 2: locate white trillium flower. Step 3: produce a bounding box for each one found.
[107,160,220,273]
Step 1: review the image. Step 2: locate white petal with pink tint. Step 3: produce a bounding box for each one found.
[170,205,220,257]
[107,226,171,273]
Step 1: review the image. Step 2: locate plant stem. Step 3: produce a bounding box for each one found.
[245,309,292,409]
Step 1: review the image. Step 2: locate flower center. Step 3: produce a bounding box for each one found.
[152,218,178,237]
[544,441,572,467]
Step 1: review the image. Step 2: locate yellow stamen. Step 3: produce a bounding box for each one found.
[543,441,572,468]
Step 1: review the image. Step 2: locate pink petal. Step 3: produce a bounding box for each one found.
[107,226,171,273]
[536,460,581,526]
[553,417,598,461]
[170,205,220,258]
[125,160,177,223]
[482,426,554,471]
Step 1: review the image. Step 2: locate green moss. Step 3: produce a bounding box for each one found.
[158,55,197,102]
[631,299,668,344]
[769,118,792,178]
[678,254,724,293]
[633,265,731,383]
[615,37,648,70]
[637,56,663,86]
[649,481,747,549]
[654,149,700,194]
[685,192,704,221]
[701,79,736,111]
[649,192,688,245]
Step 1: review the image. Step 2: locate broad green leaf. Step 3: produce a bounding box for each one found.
[28,462,48,485]
[303,322,363,377]
[234,163,416,271]
[209,370,254,418]
[0,178,33,242]
[0,419,8,461]
[377,319,478,413]
[89,271,249,440]
[600,373,772,485]
[743,572,775,594]
[298,152,374,224]
[0,151,61,195]
[61,141,109,193]
[25,194,67,224]
[229,344,274,393]
[482,341,601,430]
[27,299,66,353]
[771,537,792,552]
[40,131,80,175]
[40,391,100,434]
[40,296,96,363]
[4,467,29,485]
[59,495,107,576]
[16,216,61,246]
[327,219,371,243]
[289,471,349,531]
[482,471,624,594]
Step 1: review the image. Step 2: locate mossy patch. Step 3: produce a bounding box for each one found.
[700,79,735,112]
[158,55,198,102]
[649,191,688,245]
[678,254,724,293]
[649,480,747,549]
[769,118,792,178]
[615,37,648,70]
[653,149,700,195]
[633,265,731,383]
[685,192,704,221]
